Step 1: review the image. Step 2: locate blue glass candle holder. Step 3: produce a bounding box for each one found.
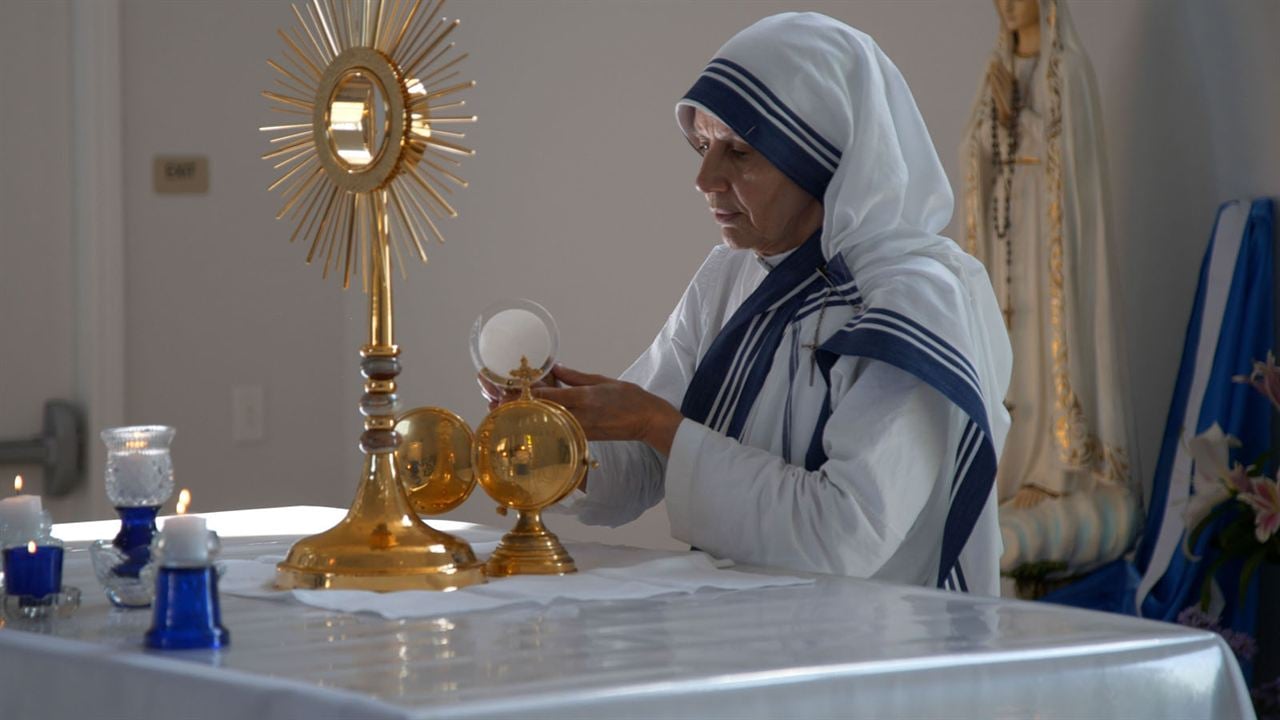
[143,528,228,650]
[1,536,80,619]
[91,506,161,607]
[0,504,52,593]
[4,543,62,599]
[112,506,160,576]
[145,566,229,650]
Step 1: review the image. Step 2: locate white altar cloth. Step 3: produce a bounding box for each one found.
[0,507,1253,719]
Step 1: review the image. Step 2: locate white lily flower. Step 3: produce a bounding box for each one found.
[1180,424,1241,535]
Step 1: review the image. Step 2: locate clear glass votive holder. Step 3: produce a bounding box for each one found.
[91,426,175,608]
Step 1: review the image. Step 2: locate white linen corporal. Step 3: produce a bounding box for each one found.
[566,14,1012,596]
[219,546,812,620]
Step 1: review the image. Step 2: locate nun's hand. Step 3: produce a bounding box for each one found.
[533,365,683,456]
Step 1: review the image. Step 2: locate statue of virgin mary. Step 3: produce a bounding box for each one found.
[962,0,1141,579]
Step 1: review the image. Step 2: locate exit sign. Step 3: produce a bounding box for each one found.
[153,155,209,194]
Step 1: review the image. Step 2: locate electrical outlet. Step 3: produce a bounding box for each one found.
[232,385,265,443]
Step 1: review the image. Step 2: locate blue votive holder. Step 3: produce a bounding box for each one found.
[91,505,161,607]
[3,544,63,599]
[145,565,230,650]
[1,539,79,619]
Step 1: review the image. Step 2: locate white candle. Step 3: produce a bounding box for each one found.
[0,495,43,543]
[160,515,209,566]
[478,308,551,376]
[112,453,156,499]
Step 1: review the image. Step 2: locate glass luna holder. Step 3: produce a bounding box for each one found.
[142,519,229,650]
[1,527,80,620]
[90,426,176,608]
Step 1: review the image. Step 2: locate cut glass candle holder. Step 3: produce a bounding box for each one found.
[91,426,175,608]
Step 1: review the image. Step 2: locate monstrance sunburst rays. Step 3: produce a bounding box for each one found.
[261,0,475,291]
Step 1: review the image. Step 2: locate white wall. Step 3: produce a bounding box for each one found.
[5,0,1278,554]
[121,0,350,513]
[0,0,85,518]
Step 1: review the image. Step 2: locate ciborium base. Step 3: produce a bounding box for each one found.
[276,453,485,592]
[485,509,577,577]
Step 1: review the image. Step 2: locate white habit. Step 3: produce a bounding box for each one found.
[563,14,1013,595]
[571,244,1003,595]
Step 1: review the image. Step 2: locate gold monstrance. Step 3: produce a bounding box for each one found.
[261,0,484,590]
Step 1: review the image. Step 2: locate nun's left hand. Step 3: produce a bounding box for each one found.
[533,365,683,455]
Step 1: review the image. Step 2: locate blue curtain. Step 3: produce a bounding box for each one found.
[1043,198,1274,679]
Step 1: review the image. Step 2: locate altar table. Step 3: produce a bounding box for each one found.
[0,507,1253,719]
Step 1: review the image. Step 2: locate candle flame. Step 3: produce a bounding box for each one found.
[13,475,21,494]
[125,438,147,451]
[176,488,192,515]
[26,541,36,554]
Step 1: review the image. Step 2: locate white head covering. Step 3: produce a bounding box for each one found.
[675,13,1012,588]
[676,12,1010,448]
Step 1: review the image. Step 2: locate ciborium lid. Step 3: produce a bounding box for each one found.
[395,407,476,516]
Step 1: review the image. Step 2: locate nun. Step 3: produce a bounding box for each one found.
[522,13,1013,594]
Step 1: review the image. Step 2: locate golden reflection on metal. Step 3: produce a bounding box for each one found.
[263,0,482,592]
[395,407,476,515]
[474,359,590,576]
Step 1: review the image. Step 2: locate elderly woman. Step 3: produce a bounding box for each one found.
[527,13,1012,594]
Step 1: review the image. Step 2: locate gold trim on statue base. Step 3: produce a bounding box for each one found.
[276,453,485,591]
[484,509,576,577]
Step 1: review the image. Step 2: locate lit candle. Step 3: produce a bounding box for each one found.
[112,447,155,500]
[159,489,208,566]
[0,493,43,542]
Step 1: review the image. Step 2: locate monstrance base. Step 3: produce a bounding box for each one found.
[276,454,485,592]
[276,527,486,592]
[484,509,577,577]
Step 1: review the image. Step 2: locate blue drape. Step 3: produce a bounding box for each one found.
[1043,199,1274,678]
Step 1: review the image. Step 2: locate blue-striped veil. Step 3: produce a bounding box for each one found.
[675,13,1012,589]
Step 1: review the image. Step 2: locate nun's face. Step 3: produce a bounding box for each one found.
[690,110,821,257]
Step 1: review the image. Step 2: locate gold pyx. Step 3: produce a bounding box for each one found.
[263,0,482,592]
[473,360,590,576]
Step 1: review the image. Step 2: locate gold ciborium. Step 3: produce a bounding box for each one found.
[261,0,484,591]
[395,407,476,517]
[471,301,591,576]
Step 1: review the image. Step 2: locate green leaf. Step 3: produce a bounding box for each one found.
[1238,547,1269,605]
[1200,552,1233,611]
[1247,451,1272,474]
[1004,560,1068,582]
[1187,500,1236,551]
[1219,514,1257,552]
